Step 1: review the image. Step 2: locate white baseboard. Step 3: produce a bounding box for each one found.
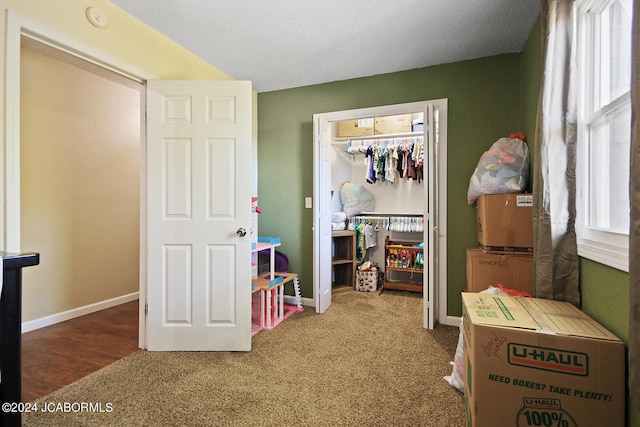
[283,295,314,308]
[22,292,139,333]
[443,315,461,327]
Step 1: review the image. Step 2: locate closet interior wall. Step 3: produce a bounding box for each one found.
[330,113,425,273]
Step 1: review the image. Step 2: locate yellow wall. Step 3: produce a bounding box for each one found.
[0,0,231,80]
[21,42,142,322]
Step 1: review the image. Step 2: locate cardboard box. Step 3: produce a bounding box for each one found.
[374,114,412,134]
[466,247,534,296]
[337,118,374,137]
[462,293,624,427]
[477,194,533,253]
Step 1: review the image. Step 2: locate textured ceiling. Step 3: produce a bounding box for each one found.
[109,0,541,93]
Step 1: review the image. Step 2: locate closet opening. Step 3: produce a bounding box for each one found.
[313,100,449,329]
[20,36,142,332]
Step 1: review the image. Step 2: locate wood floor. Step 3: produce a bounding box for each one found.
[21,300,140,402]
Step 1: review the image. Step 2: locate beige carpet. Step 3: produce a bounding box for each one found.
[23,289,465,426]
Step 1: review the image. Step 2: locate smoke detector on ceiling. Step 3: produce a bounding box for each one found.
[86,7,108,28]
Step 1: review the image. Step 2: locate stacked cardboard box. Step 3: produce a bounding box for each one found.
[467,194,534,295]
[338,114,415,137]
[462,293,624,426]
[374,114,412,134]
[477,193,533,253]
[337,118,374,137]
[466,247,534,296]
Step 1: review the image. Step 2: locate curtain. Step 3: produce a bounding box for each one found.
[533,0,580,307]
[629,0,639,410]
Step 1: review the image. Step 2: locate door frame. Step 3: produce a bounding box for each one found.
[312,100,453,327]
[4,11,156,348]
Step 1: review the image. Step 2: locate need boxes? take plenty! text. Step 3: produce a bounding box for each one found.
[462,292,624,427]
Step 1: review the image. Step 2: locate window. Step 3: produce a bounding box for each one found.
[576,0,633,272]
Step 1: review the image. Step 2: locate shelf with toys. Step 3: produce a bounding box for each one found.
[251,237,303,336]
[380,235,424,294]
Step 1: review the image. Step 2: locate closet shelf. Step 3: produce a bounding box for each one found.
[385,266,423,274]
[380,236,424,294]
[332,131,424,143]
[331,230,356,289]
[358,212,423,217]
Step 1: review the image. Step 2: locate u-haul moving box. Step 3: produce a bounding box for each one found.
[462,293,624,427]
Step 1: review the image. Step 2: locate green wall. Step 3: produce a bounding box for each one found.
[257,54,523,316]
[519,15,541,181]
[581,257,635,426]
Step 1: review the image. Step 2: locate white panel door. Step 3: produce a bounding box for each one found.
[146,80,252,351]
[313,115,332,313]
[423,103,436,330]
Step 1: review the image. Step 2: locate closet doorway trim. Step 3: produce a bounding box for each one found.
[313,99,454,327]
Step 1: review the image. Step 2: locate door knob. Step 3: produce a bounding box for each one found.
[236,228,247,237]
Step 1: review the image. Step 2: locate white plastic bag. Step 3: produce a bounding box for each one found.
[444,286,510,393]
[443,317,465,393]
[467,135,530,204]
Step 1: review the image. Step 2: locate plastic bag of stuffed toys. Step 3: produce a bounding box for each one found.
[467,132,530,204]
[340,181,375,218]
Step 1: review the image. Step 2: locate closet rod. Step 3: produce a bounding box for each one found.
[352,216,422,222]
[352,215,390,222]
[357,212,423,218]
[344,136,424,155]
[351,214,425,233]
[345,136,424,145]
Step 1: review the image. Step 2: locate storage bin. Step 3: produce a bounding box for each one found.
[356,270,378,292]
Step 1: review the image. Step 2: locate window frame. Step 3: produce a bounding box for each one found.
[575,0,631,272]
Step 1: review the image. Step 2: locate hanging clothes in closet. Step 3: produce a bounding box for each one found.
[348,221,377,264]
[352,215,425,233]
[346,137,425,184]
